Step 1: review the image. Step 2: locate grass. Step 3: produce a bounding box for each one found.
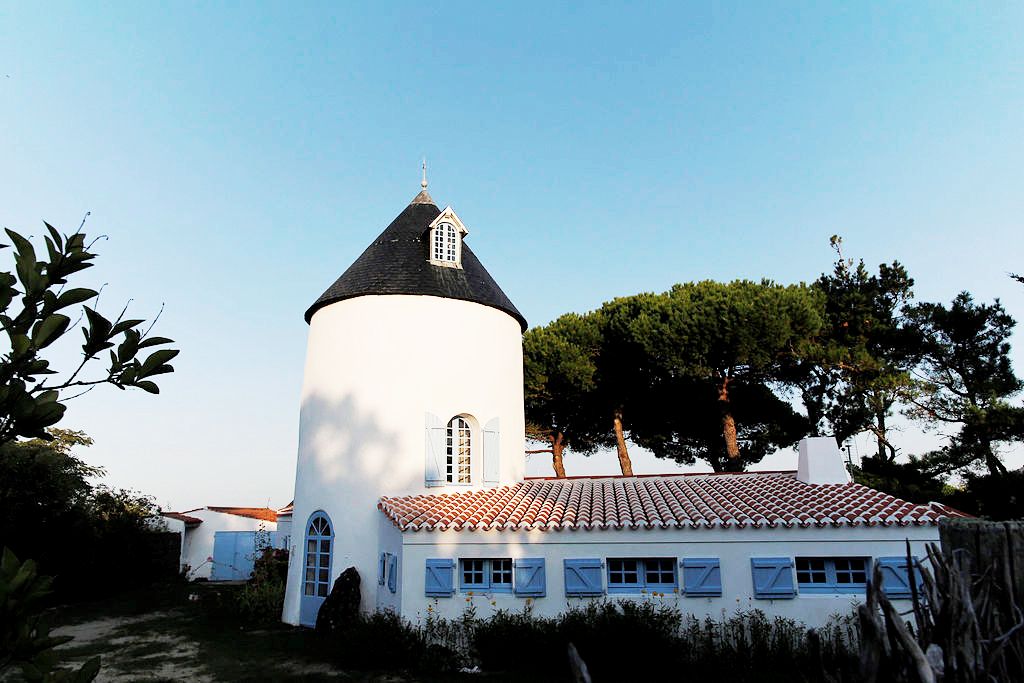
[49,582,526,682]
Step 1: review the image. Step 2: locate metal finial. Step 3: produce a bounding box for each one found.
[421,158,428,189]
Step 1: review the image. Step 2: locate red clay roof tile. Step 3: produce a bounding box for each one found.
[378,472,968,533]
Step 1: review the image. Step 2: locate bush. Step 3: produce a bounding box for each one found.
[235,548,289,625]
[313,600,858,681]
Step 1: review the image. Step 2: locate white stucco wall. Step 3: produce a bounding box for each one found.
[182,509,277,580]
[282,294,526,625]
[394,524,940,627]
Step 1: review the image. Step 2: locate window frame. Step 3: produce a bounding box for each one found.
[431,222,460,266]
[795,556,869,595]
[459,558,513,593]
[607,557,678,594]
[445,416,472,484]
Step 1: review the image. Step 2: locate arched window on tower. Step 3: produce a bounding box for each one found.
[446,416,471,483]
[433,223,458,263]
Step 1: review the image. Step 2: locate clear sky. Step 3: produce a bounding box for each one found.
[1,2,1022,510]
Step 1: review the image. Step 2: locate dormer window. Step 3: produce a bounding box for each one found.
[434,223,457,263]
[427,206,468,269]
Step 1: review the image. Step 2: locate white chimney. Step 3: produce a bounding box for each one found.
[796,437,852,485]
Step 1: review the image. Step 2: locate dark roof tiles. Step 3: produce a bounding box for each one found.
[305,196,526,329]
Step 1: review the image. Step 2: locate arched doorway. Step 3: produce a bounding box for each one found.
[300,511,333,627]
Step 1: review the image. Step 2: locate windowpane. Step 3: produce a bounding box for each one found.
[609,559,639,585]
[318,583,328,597]
[492,559,512,585]
[304,582,315,596]
[307,540,316,553]
[462,559,486,586]
[320,540,331,553]
[796,558,828,584]
[644,558,675,585]
[447,417,471,483]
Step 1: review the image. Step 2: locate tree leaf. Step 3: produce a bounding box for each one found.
[32,314,71,349]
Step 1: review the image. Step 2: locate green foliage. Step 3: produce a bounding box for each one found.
[315,603,858,681]
[0,223,177,444]
[0,431,163,597]
[235,548,289,625]
[942,470,1024,520]
[621,280,822,470]
[0,548,100,682]
[523,312,605,456]
[905,292,1024,475]
[790,239,918,457]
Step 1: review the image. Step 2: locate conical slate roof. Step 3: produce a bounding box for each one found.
[305,194,527,330]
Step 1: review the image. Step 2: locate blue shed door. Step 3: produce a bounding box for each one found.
[211,531,258,581]
[300,512,334,627]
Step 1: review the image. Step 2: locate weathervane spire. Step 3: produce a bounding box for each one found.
[421,158,428,190]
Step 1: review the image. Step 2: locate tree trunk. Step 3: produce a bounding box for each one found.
[612,408,634,476]
[717,375,741,468]
[982,439,1008,477]
[876,409,888,461]
[552,431,566,478]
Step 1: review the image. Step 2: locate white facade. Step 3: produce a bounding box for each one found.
[389,524,937,628]
[282,294,526,625]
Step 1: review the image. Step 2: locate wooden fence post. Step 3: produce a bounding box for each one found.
[939,517,1024,609]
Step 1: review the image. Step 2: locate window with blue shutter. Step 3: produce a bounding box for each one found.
[514,558,546,597]
[425,558,455,597]
[564,558,604,597]
[377,552,386,586]
[424,413,446,487]
[483,417,500,485]
[606,558,677,593]
[751,557,796,599]
[459,558,513,592]
[682,558,722,597]
[796,557,868,594]
[387,554,398,594]
[877,556,922,599]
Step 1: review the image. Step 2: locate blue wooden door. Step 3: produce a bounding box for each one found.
[211,531,259,581]
[299,511,334,627]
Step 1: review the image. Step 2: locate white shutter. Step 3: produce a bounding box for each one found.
[483,417,500,485]
[425,412,446,487]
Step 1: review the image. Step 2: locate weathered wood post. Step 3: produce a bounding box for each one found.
[939,517,1024,607]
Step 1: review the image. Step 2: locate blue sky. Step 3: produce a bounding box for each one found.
[1,2,1022,510]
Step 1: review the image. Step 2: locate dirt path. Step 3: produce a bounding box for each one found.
[53,609,347,682]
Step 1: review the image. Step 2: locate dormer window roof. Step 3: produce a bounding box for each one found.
[427,206,468,269]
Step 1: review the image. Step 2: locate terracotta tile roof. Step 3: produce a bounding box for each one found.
[277,502,294,516]
[204,506,278,522]
[161,512,203,525]
[378,472,968,532]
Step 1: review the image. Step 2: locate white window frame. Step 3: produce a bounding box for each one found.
[427,206,468,269]
[446,416,472,484]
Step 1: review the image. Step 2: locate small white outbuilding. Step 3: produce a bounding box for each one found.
[161,506,279,580]
[281,180,964,628]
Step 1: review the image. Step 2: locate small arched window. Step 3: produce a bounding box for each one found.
[446,416,471,483]
[433,223,458,263]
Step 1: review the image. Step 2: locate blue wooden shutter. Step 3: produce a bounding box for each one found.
[682,558,722,597]
[387,554,398,594]
[425,558,454,597]
[425,413,446,487]
[483,418,500,485]
[564,558,603,597]
[751,558,796,599]
[514,558,546,597]
[378,552,386,586]
[877,557,921,599]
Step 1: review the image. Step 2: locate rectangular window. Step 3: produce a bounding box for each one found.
[796,557,868,594]
[607,558,677,593]
[460,558,513,592]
